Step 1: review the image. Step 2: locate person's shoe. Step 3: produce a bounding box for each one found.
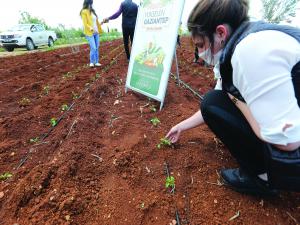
[89,63,94,68]
[220,168,278,196]
[193,58,199,63]
[95,63,102,67]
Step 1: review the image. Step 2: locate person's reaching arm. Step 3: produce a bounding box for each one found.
[104,5,122,23]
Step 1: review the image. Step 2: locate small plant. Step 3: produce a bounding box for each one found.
[62,72,73,79]
[150,117,160,126]
[72,91,80,99]
[61,104,69,112]
[157,137,172,149]
[95,73,100,79]
[150,105,157,112]
[29,137,39,143]
[165,176,175,192]
[43,85,50,95]
[50,118,57,127]
[0,172,13,181]
[19,97,31,106]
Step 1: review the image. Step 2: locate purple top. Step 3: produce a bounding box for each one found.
[109,5,122,20]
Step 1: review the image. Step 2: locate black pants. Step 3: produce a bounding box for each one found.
[201,90,300,191]
[122,26,135,60]
[194,47,199,61]
[201,90,267,175]
[177,35,181,46]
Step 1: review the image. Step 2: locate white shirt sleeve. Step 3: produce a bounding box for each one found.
[231,30,300,145]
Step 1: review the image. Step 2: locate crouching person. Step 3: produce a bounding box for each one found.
[166,0,300,196]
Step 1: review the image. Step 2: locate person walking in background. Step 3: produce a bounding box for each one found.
[177,22,183,47]
[80,0,103,68]
[166,0,300,195]
[103,0,138,61]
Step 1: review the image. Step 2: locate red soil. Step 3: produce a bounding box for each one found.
[0,37,299,225]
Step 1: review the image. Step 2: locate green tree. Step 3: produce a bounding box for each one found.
[19,11,49,29]
[261,0,299,24]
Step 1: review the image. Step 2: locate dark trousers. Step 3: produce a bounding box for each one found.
[201,90,300,190]
[194,47,199,61]
[122,26,135,60]
[201,90,266,176]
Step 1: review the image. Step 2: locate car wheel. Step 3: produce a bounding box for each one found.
[26,38,35,51]
[48,37,54,47]
[4,46,14,52]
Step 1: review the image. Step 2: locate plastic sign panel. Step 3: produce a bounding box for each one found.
[126,0,185,109]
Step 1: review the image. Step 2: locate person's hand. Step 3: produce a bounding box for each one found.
[166,124,182,143]
[102,18,109,23]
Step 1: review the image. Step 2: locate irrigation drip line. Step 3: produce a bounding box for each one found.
[16,49,124,170]
[170,72,204,101]
[164,161,170,177]
[176,210,181,225]
[164,162,183,225]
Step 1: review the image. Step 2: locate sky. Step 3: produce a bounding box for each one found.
[0,0,299,32]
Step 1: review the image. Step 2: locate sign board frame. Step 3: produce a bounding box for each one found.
[125,0,185,110]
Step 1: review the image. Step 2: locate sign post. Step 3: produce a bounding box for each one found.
[125,0,185,110]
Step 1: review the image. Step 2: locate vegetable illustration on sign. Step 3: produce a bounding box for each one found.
[130,42,166,95]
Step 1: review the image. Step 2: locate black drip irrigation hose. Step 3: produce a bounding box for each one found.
[164,161,170,177]
[176,209,181,225]
[170,73,204,101]
[164,161,182,225]
[16,49,124,170]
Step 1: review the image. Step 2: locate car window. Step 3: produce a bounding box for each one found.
[31,25,38,32]
[37,25,45,31]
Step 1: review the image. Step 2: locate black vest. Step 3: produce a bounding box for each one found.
[220,21,300,107]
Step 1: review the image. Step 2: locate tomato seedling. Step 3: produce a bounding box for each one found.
[43,85,50,95]
[0,172,13,181]
[29,137,39,143]
[150,117,160,126]
[72,91,80,99]
[150,105,157,112]
[165,176,175,193]
[19,97,31,106]
[157,138,172,149]
[50,118,57,127]
[61,104,69,112]
[62,72,73,79]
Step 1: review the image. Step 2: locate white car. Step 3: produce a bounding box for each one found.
[0,24,57,52]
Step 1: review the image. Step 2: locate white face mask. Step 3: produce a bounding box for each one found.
[198,47,223,66]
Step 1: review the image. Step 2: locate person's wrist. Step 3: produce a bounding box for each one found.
[175,124,183,132]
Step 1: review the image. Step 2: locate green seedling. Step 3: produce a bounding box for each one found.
[62,72,73,79]
[43,85,50,95]
[61,104,69,112]
[50,118,57,127]
[150,105,157,112]
[0,172,13,181]
[95,73,100,79]
[19,97,31,106]
[72,91,80,100]
[29,137,39,144]
[165,176,175,192]
[157,137,172,149]
[150,117,160,126]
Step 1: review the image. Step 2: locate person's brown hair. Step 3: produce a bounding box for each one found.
[188,0,249,46]
[80,0,98,17]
